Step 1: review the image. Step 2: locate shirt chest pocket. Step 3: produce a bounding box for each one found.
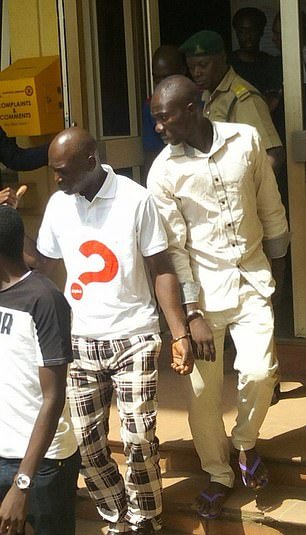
[211,160,250,194]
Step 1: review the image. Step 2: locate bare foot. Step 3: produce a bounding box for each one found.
[195,482,230,519]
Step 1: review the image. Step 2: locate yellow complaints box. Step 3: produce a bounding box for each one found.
[0,56,64,137]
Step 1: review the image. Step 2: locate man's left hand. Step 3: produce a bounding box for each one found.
[188,317,216,361]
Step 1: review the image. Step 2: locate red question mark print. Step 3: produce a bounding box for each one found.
[71,240,119,300]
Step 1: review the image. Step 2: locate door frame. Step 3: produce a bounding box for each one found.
[280,0,306,337]
[58,0,306,337]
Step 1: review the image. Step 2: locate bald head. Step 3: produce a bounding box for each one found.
[152,75,201,110]
[49,127,97,161]
[49,127,104,198]
[150,75,206,147]
[152,45,188,86]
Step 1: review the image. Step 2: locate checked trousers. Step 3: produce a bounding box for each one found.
[67,333,163,533]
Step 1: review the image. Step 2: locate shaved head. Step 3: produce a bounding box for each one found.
[150,75,212,151]
[49,127,97,161]
[48,127,105,199]
[152,75,201,109]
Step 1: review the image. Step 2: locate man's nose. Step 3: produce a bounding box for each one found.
[155,121,164,134]
[193,65,202,78]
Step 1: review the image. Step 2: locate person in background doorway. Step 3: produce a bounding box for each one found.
[0,205,80,535]
[12,126,195,535]
[180,30,284,176]
[230,7,282,106]
[142,45,188,183]
[147,75,289,520]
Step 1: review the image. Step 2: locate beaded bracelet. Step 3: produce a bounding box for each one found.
[171,333,191,344]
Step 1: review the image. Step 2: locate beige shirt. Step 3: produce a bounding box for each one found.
[202,67,281,151]
[147,122,289,312]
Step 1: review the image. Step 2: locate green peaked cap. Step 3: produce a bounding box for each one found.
[180,30,224,57]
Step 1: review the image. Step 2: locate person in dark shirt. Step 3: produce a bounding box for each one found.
[0,126,49,189]
[230,7,282,106]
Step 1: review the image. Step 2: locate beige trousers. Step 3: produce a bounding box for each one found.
[185,280,278,488]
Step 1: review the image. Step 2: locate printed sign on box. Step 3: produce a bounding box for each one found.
[0,56,64,137]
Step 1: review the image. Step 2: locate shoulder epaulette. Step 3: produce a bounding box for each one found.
[226,84,265,121]
[232,83,261,102]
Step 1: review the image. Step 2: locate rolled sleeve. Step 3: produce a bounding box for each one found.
[180,281,201,304]
[263,231,291,259]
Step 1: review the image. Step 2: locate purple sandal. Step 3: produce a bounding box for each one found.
[239,455,268,490]
[197,491,227,519]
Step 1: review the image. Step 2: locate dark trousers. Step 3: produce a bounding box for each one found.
[0,449,81,535]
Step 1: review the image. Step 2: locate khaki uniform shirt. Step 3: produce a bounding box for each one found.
[202,67,281,151]
[147,122,289,311]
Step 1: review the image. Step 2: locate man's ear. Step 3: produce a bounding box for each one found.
[87,154,96,170]
[186,101,196,113]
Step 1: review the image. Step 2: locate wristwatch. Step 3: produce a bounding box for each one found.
[14,473,33,490]
[186,308,205,323]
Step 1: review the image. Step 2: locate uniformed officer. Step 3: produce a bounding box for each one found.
[180,30,284,173]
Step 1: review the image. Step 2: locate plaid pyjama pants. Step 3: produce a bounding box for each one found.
[67,333,163,533]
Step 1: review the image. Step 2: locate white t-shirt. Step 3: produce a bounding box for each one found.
[0,271,77,459]
[37,165,168,338]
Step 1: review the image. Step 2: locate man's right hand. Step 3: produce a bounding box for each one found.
[0,185,27,208]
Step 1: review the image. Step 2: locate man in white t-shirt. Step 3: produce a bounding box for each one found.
[17,127,199,535]
[0,205,80,535]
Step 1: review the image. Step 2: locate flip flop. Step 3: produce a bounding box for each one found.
[239,455,268,490]
[196,491,227,519]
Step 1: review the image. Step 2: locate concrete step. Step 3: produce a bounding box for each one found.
[76,349,306,534]
[76,471,306,535]
[106,439,306,490]
[162,472,306,535]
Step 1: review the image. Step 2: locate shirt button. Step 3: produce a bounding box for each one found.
[232,243,236,247]
[215,178,219,182]
[227,222,231,227]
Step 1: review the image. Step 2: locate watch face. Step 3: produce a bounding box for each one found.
[16,474,31,489]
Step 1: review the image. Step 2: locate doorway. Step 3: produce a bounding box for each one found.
[60,0,306,340]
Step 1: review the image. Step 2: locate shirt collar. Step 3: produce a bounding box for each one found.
[167,121,239,160]
[76,164,117,202]
[95,164,117,199]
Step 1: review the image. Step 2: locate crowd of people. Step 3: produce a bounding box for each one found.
[0,7,294,535]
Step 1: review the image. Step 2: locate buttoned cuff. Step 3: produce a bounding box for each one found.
[263,231,291,259]
[180,281,201,304]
